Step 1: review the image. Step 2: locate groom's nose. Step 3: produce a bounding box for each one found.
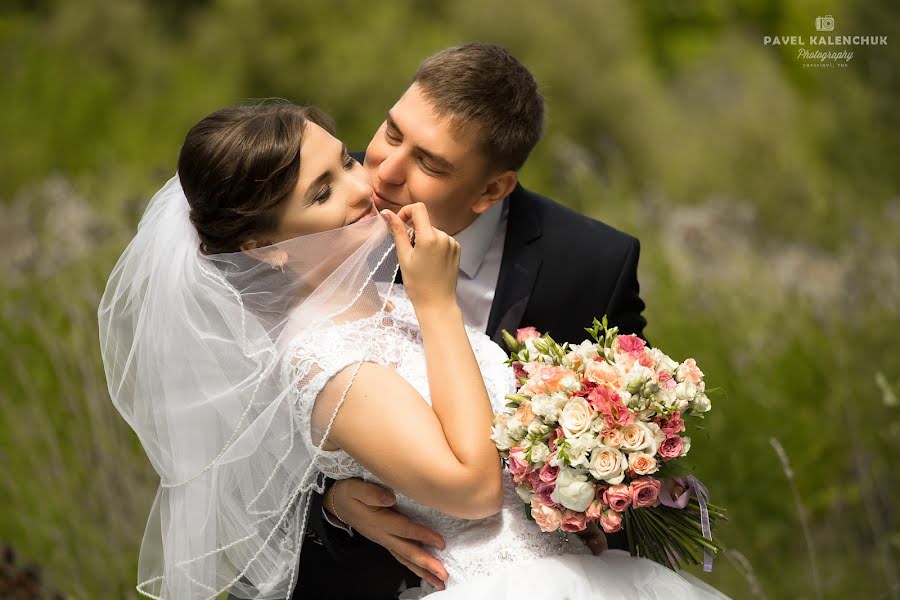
[376,149,406,186]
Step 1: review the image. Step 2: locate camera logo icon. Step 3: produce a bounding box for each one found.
[816,15,835,32]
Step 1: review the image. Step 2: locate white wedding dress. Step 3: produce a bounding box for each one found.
[286,287,728,599]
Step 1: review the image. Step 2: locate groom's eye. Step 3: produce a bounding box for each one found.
[385,126,401,144]
[343,154,357,170]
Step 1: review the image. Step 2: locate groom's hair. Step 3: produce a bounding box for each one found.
[414,43,545,172]
[178,100,335,254]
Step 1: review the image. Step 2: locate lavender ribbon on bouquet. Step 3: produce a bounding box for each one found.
[659,476,715,572]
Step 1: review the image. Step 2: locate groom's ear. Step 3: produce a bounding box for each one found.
[473,170,517,215]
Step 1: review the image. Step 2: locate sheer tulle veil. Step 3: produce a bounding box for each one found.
[99,175,399,599]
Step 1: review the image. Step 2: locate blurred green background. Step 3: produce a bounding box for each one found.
[1,0,898,598]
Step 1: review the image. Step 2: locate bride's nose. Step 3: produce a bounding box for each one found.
[347,170,374,207]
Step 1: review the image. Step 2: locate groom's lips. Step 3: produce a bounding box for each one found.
[373,189,402,211]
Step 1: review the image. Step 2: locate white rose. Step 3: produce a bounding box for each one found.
[559,397,593,438]
[628,451,659,475]
[620,421,655,453]
[530,442,551,465]
[587,446,627,484]
[551,468,596,512]
[565,434,597,467]
[680,436,692,457]
[516,484,535,504]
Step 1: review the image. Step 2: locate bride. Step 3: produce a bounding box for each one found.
[100,101,727,599]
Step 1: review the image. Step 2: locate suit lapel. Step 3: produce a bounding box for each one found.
[487,186,543,344]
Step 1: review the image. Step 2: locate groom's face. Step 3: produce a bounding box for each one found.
[364,84,497,235]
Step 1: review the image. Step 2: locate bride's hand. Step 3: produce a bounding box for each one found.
[326,478,449,590]
[383,204,460,312]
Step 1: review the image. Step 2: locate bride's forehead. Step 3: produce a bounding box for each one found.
[298,122,341,177]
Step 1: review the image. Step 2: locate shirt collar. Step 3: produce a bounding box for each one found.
[453,197,507,279]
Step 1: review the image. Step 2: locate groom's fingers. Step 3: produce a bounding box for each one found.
[388,539,448,588]
[344,478,396,507]
[390,551,445,591]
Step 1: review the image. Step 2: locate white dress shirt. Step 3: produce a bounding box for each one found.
[451,197,509,332]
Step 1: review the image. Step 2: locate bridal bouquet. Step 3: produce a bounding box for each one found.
[492,317,725,572]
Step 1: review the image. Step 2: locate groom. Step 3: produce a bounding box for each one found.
[294,43,646,599]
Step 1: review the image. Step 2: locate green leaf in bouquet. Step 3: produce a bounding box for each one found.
[501,329,521,353]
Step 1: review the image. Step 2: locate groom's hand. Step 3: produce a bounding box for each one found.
[327,478,449,590]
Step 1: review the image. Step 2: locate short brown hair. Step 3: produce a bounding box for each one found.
[177,101,335,254]
[414,43,545,172]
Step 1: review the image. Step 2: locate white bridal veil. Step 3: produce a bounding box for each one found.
[99,176,399,599]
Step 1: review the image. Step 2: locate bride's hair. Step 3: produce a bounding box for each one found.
[177,100,335,254]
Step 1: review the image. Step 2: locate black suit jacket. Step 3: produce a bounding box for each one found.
[292,172,646,600]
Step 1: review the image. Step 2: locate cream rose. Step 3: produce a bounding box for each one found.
[530,498,563,532]
[559,397,593,438]
[628,451,659,475]
[550,467,596,512]
[587,446,627,484]
[601,428,625,449]
[620,421,656,454]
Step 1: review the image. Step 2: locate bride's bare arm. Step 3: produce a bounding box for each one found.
[313,204,502,520]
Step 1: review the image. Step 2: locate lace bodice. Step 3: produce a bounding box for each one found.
[285,287,591,591]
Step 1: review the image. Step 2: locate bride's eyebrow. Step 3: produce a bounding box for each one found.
[303,143,348,203]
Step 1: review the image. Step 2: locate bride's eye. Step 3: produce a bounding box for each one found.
[313,185,332,204]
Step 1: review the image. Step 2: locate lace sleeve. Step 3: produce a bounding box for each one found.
[284,329,368,460]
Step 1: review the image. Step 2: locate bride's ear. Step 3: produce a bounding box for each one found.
[240,240,290,271]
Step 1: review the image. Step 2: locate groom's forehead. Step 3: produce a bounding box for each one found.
[391,85,485,155]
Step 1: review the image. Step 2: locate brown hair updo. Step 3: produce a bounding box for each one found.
[177,101,335,254]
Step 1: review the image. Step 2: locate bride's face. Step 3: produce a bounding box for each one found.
[270,121,377,242]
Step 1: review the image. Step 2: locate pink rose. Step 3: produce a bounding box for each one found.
[585,499,605,521]
[658,434,684,461]
[588,385,635,429]
[526,468,542,488]
[617,335,646,355]
[508,447,529,483]
[630,477,662,509]
[599,508,624,533]
[535,480,557,506]
[594,483,610,505]
[516,327,541,343]
[584,359,619,385]
[676,358,703,384]
[603,484,632,512]
[658,412,686,435]
[561,509,588,533]
[539,460,559,483]
[530,498,563,532]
